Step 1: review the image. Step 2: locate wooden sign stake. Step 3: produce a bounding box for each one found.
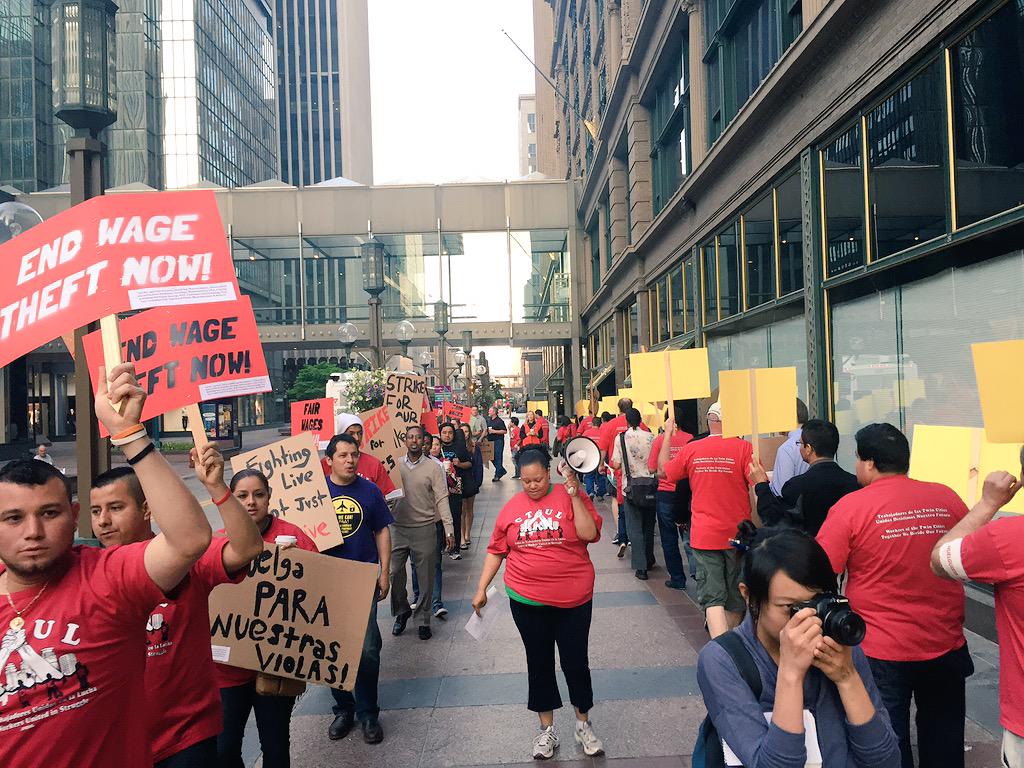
[967,427,983,507]
[663,349,674,419]
[98,314,126,415]
[185,403,208,448]
[748,371,761,463]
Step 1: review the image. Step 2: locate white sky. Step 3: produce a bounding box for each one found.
[368,1,538,377]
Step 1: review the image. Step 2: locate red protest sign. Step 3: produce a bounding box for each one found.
[421,395,439,436]
[441,401,472,423]
[291,398,334,448]
[83,296,270,436]
[0,190,237,369]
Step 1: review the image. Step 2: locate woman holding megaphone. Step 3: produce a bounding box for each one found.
[472,446,605,761]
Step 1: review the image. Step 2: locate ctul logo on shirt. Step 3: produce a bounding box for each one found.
[0,621,93,714]
[515,508,565,547]
[333,495,364,538]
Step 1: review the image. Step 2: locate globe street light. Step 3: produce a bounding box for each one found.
[338,322,359,368]
[433,300,449,395]
[360,240,386,367]
[394,319,415,359]
[416,349,432,379]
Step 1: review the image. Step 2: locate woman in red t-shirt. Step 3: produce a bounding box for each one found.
[217,469,317,768]
[509,416,522,478]
[471,447,605,760]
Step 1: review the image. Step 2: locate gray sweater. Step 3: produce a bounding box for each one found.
[697,616,900,768]
[395,455,453,536]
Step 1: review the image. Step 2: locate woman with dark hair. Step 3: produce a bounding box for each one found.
[439,422,472,560]
[509,416,522,478]
[217,469,317,768]
[697,526,900,768]
[459,423,484,549]
[472,446,605,760]
[609,407,657,580]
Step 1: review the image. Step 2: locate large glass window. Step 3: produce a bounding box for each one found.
[717,222,740,318]
[670,265,685,336]
[657,275,670,343]
[589,224,600,293]
[651,37,690,214]
[743,193,775,308]
[701,241,718,322]
[776,172,804,294]
[867,59,947,259]
[951,1,1024,228]
[822,123,866,276]
[767,315,808,401]
[683,257,697,332]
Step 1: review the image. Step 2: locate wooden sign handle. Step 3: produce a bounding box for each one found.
[967,427,983,506]
[749,371,761,463]
[99,314,126,416]
[185,403,208,449]
[663,349,674,413]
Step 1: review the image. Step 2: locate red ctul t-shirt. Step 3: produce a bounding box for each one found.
[958,515,1024,734]
[0,543,164,768]
[147,537,246,762]
[648,430,694,492]
[214,517,317,689]
[488,484,602,608]
[320,452,396,497]
[663,435,753,550]
[816,475,967,661]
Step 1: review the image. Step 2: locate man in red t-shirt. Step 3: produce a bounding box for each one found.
[320,413,399,502]
[648,403,694,590]
[659,401,752,638]
[817,423,970,768]
[0,364,212,768]
[90,443,264,766]
[932,464,1024,768]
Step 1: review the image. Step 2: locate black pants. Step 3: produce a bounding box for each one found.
[218,681,296,768]
[510,598,594,714]
[448,493,462,550]
[156,737,217,768]
[867,643,974,768]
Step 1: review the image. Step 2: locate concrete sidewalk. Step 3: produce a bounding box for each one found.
[243,478,1003,768]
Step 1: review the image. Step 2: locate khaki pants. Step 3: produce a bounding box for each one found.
[1005,729,1024,768]
[391,523,439,627]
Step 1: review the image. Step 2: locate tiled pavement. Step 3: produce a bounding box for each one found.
[244,477,1003,768]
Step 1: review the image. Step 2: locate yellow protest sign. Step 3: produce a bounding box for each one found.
[526,400,548,416]
[598,396,618,416]
[628,348,711,404]
[638,400,665,431]
[718,367,798,439]
[973,340,1024,443]
[575,399,589,417]
[617,388,636,402]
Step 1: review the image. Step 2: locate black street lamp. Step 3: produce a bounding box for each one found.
[433,300,449,392]
[361,240,386,367]
[51,0,118,535]
[338,322,359,368]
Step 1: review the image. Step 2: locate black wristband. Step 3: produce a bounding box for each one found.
[126,441,156,466]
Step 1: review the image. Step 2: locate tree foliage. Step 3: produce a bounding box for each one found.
[287,362,342,402]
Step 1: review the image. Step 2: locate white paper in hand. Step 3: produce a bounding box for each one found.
[465,586,503,641]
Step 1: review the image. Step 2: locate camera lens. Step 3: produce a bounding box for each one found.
[824,607,867,646]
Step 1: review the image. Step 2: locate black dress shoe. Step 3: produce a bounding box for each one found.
[392,610,411,636]
[328,711,354,740]
[634,569,649,581]
[362,717,384,744]
[664,579,687,590]
[418,625,432,640]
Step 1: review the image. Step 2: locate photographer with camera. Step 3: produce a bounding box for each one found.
[697,525,899,768]
[816,424,971,768]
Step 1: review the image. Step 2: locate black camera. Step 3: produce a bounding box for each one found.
[790,592,866,646]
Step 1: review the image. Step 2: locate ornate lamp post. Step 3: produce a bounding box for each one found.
[433,300,449,396]
[338,322,359,368]
[360,240,386,367]
[416,349,432,379]
[394,319,415,359]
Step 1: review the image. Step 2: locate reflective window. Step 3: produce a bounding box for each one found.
[743,193,774,308]
[651,36,689,214]
[822,123,866,276]
[776,172,804,294]
[951,1,1024,227]
[658,275,670,343]
[683,257,696,332]
[867,59,947,258]
[701,241,718,322]
[717,222,740,318]
[670,265,685,336]
[589,224,601,293]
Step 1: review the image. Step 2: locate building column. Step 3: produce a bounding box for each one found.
[637,287,653,351]
[626,103,654,241]
[800,147,829,419]
[802,0,827,24]
[607,0,622,66]
[608,156,629,261]
[613,309,627,389]
[685,2,708,168]
[597,203,609,280]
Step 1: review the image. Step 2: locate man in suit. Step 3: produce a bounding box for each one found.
[748,418,860,535]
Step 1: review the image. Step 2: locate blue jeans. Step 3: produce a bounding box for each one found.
[491,437,506,478]
[331,595,381,722]
[616,501,629,543]
[656,490,687,586]
[584,469,606,497]
[411,521,444,611]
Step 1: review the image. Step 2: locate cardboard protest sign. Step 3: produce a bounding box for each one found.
[910,424,1024,514]
[83,296,269,435]
[441,401,472,423]
[208,545,378,690]
[719,367,798,444]
[629,349,712,404]
[480,439,495,464]
[231,433,344,551]
[359,404,404,497]
[384,372,427,439]
[0,191,237,369]
[575,400,589,417]
[291,398,334,449]
[972,340,1024,443]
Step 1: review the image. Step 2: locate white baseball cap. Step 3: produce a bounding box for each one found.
[707,402,722,420]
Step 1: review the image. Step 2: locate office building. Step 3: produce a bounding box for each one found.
[161,0,279,189]
[518,94,538,176]
[274,0,373,186]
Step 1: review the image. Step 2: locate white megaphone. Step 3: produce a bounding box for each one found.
[559,436,601,478]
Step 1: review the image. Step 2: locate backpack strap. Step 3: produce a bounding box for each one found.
[619,431,633,482]
[713,631,762,700]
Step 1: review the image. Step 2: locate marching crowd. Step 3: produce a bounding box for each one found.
[1,365,1022,768]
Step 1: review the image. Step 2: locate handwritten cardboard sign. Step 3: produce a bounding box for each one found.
[208,545,378,690]
[359,404,404,492]
[0,190,238,368]
[384,373,427,438]
[291,398,334,449]
[231,433,343,551]
[628,348,712,404]
[83,296,269,435]
[441,401,472,424]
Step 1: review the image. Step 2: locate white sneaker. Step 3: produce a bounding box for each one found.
[532,726,559,760]
[574,719,604,756]
[433,607,448,620]
[449,551,462,561]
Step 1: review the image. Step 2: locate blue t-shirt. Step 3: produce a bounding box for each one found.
[324,475,394,564]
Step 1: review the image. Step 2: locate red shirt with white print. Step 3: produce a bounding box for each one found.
[0,543,165,768]
[648,430,694,492]
[147,536,247,762]
[816,475,967,661]
[487,484,602,608]
[946,515,1024,735]
[214,517,317,689]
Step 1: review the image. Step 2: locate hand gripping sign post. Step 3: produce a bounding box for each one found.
[717,367,799,461]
